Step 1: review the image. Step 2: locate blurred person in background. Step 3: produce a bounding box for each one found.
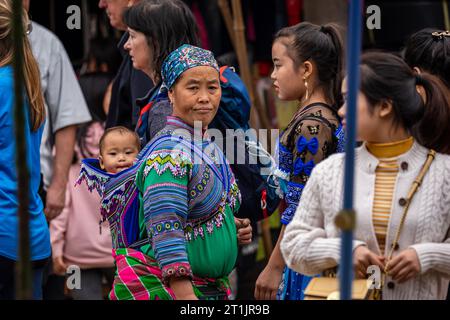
[98,0,153,130]
[0,0,50,300]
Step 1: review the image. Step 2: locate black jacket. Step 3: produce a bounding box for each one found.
[106,33,153,130]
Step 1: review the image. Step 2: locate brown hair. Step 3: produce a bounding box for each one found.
[99,126,141,155]
[123,0,200,83]
[0,0,45,131]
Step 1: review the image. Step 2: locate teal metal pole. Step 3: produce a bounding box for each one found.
[337,0,362,300]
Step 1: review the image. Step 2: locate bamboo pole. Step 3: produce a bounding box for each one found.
[443,0,450,31]
[12,0,32,300]
[217,0,236,50]
[222,0,274,257]
[230,0,271,131]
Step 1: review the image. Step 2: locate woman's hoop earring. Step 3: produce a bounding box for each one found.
[304,78,309,102]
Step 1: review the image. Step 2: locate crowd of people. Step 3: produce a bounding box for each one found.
[0,0,449,300]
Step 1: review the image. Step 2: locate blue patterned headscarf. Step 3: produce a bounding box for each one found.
[161,44,219,89]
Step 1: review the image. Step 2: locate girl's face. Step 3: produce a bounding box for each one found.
[338,78,383,143]
[124,28,152,77]
[99,131,139,173]
[77,121,104,160]
[271,39,306,101]
[168,66,221,129]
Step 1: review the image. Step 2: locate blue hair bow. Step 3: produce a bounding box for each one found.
[293,159,315,176]
[296,136,319,155]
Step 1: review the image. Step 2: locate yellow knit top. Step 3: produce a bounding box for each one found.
[366,137,414,253]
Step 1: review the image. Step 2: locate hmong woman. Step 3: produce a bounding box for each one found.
[108,45,243,300]
[255,22,345,300]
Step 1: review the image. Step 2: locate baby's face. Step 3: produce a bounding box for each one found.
[99,131,139,174]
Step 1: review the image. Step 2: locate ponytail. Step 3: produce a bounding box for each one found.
[413,73,450,154]
[321,24,345,108]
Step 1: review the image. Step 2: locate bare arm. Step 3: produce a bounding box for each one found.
[45,125,76,220]
[169,278,198,300]
[254,225,286,300]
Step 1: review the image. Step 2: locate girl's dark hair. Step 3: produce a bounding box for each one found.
[75,121,95,163]
[123,0,200,83]
[87,37,122,76]
[79,72,112,122]
[403,28,450,88]
[360,52,450,154]
[274,22,345,109]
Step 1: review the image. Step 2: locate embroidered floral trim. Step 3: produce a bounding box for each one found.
[280,205,296,225]
[228,181,241,211]
[76,164,109,197]
[285,182,305,206]
[189,166,211,200]
[162,263,193,284]
[143,152,192,178]
[278,143,293,175]
[184,197,227,242]
[149,220,183,238]
[98,178,138,248]
[335,124,346,153]
[100,180,134,219]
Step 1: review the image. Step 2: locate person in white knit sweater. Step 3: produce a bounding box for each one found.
[281,52,450,300]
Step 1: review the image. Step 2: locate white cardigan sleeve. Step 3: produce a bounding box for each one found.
[410,158,450,279]
[410,223,450,278]
[280,162,366,276]
[410,243,450,279]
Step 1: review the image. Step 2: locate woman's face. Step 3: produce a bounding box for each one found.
[339,78,382,142]
[124,28,152,77]
[168,66,221,129]
[271,39,306,101]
